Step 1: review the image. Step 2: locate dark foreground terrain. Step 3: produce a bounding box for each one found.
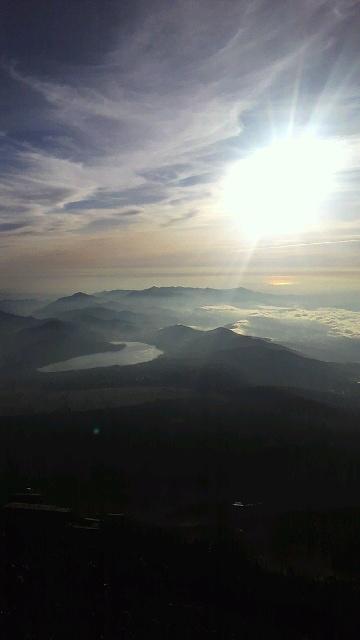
[1,490,360,639]
[1,289,360,637]
[1,391,360,637]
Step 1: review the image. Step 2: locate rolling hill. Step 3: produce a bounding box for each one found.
[0,310,38,337]
[151,325,354,393]
[0,318,120,369]
[36,292,99,317]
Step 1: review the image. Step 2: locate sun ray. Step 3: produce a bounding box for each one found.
[222,133,348,241]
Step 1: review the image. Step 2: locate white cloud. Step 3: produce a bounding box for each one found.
[229,305,360,338]
[3,0,357,238]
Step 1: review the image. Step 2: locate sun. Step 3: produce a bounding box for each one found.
[222,134,347,240]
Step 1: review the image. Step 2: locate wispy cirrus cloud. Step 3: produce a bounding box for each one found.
[1,0,360,291]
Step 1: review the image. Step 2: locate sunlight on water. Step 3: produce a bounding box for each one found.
[38,342,162,373]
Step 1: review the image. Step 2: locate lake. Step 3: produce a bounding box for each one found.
[39,341,162,373]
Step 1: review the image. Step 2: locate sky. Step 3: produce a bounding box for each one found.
[1,0,360,295]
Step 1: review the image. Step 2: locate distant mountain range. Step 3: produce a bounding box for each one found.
[151,325,355,394]
[96,285,295,306]
[0,310,38,336]
[0,298,45,316]
[5,286,298,328]
[33,286,294,336]
[0,316,120,369]
[54,306,150,340]
[36,292,99,317]
[1,288,359,391]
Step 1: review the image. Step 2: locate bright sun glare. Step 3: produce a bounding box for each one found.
[222,135,348,240]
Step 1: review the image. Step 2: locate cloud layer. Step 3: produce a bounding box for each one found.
[229,305,360,339]
[202,301,360,361]
[1,0,360,291]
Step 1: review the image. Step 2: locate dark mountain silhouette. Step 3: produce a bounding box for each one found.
[55,305,149,339]
[0,310,39,336]
[152,325,353,393]
[101,285,293,306]
[37,292,99,317]
[0,298,45,316]
[126,286,194,298]
[0,318,119,369]
[57,305,143,324]
[93,288,299,334]
[0,300,356,398]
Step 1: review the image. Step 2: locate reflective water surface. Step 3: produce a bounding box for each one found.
[39,341,162,373]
